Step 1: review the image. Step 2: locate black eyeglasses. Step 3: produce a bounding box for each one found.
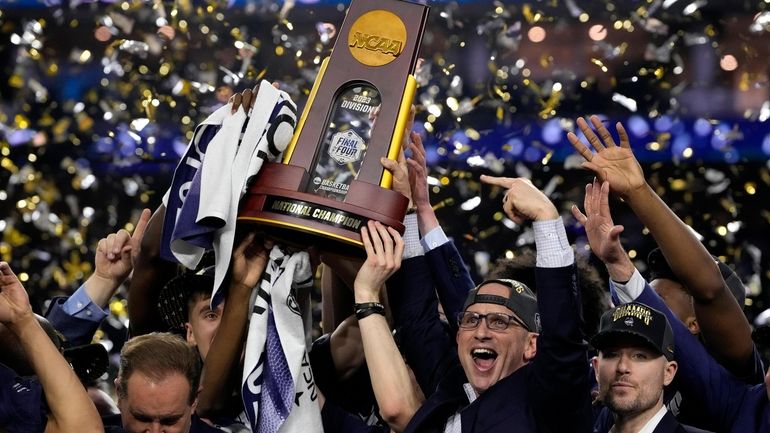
[457,311,529,332]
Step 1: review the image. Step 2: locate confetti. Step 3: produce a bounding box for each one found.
[0,0,768,345]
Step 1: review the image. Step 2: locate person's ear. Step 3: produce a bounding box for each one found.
[523,333,538,361]
[685,317,700,335]
[114,377,123,403]
[185,322,197,347]
[663,360,678,386]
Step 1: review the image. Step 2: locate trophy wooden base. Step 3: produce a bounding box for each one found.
[238,162,409,256]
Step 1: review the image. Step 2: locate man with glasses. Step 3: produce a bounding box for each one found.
[361,176,593,433]
[454,279,540,396]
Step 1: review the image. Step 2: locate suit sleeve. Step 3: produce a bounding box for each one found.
[529,263,593,433]
[388,246,460,398]
[635,283,747,431]
[44,296,103,346]
[424,241,475,335]
[321,400,389,433]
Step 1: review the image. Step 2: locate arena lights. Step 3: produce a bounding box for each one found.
[527,26,546,43]
[588,25,607,41]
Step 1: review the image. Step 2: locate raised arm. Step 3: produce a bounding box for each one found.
[408,132,473,326]
[46,209,151,345]
[197,232,270,418]
[571,179,635,283]
[128,204,179,335]
[405,132,439,235]
[88,208,151,306]
[354,221,422,433]
[569,115,754,375]
[0,262,102,433]
[482,175,592,432]
[573,184,748,431]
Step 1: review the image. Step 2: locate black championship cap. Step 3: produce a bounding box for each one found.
[463,279,540,332]
[591,302,675,361]
[647,248,746,307]
[157,265,216,330]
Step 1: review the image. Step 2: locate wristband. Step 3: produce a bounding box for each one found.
[354,302,385,321]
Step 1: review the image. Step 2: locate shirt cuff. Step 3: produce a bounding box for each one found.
[533,217,574,268]
[610,269,645,304]
[420,226,449,252]
[402,213,423,259]
[61,284,110,322]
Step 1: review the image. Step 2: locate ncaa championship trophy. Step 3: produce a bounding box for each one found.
[238,0,429,254]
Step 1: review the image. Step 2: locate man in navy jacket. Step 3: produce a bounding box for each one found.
[574,177,768,433]
[384,174,593,433]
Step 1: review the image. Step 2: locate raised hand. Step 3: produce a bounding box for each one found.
[571,179,628,268]
[231,232,273,292]
[229,81,281,114]
[567,115,645,199]
[0,262,33,326]
[405,132,430,210]
[381,106,416,203]
[93,208,151,286]
[381,148,411,203]
[354,221,404,302]
[479,176,558,224]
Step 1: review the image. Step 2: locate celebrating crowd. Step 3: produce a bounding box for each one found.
[0,80,767,433]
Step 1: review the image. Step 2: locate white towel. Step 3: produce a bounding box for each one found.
[208,81,297,304]
[164,80,297,299]
[169,107,247,269]
[160,105,228,264]
[241,247,322,433]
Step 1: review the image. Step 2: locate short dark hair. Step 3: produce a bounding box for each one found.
[489,248,610,338]
[117,332,201,404]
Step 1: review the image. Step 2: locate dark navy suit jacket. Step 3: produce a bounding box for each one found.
[388,241,593,433]
[44,296,102,346]
[651,411,709,433]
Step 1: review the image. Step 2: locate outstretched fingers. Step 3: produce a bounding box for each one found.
[590,115,617,148]
[583,183,594,216]
[616,122,631,148]
[567,131,594,162]
[0,261,16,279]
[571,205,588,225]
[577,117,606,151]
[599,181,611,217]
[130,209,151,247]
[608,225,625,242]
[410,132,426,158]
[479,174,513,188]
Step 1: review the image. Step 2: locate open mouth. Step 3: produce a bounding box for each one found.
[471,348,498,371]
